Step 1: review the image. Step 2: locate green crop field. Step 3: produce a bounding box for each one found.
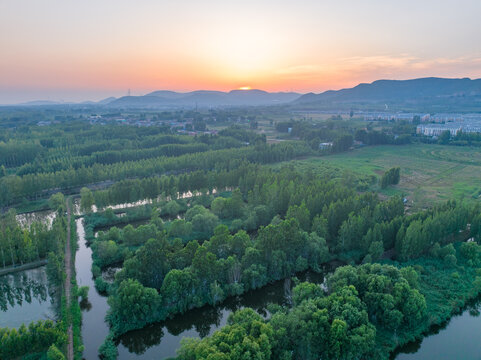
[279,144,481,211]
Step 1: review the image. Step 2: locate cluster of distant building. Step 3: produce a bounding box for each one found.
[359,111,481,137]
[362,112,430,122]
[362,112,481,123]
[416,122,481,136]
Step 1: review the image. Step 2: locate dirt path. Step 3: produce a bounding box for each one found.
[65,201,74,360]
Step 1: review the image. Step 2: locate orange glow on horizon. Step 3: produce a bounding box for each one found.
[2,1,481,103]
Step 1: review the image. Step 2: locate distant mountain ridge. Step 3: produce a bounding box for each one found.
[293,77,481,111]
[107,89,301,108]
[6,77,481,111]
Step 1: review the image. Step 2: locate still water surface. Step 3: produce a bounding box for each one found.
[75,218,110,360]
[394,300,481,360]
[0,266,57,328]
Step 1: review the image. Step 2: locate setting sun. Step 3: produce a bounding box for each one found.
[238,86,251,90]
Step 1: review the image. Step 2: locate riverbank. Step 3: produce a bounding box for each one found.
[393,296,481,359]
[0,259,48,276]
[380,254,481,359]
[166,245,481,360]
[59,199,84,360]
[65,202,74,360]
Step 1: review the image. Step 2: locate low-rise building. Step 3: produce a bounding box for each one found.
[319,142,333,150]
[416,124,462,136]
[416,121,481,136]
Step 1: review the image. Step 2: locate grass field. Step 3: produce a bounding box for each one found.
[279,144,481,210]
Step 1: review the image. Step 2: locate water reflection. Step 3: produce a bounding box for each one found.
[0,267,57,328]
[16,210,56,229]
[116,271,325,359]
[393,298,481,360]
[75,218,111,360]
[72,188,229,216]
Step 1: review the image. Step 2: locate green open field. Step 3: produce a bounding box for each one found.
[278,144,481,211]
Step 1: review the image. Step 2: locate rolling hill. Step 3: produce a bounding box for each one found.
[106,89,301,108]
[293,77,481,111]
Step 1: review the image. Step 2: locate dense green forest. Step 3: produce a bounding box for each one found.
[81,164,480,359]
[1,111,481,360]
[175,248,481,360]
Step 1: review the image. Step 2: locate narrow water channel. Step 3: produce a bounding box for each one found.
[75,218,110,360]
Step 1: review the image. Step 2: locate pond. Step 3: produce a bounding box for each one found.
[0,266,58,328]
[394,300,481,360]
[16,209,56,229]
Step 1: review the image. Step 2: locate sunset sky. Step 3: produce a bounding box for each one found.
[1,0,481,103]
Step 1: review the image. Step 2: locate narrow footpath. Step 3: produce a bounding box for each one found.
[65,201,74,360]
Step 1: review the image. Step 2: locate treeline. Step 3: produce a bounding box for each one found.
[337,199,473,262]
[0,321,67,360]
[395,201,473,261]
[275,119,355,152]
[452,131,481,146]
[0,141,311,206]
[0,126,185,169]
[175,262,426,360]
[15,133,248,176]
[16,142,219,176]
[0,207,66,269]
[218,125,266,144]
[104,218,329,337]
[0,123,262,173]
[89,167,249,208]
[355,129,412,145]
